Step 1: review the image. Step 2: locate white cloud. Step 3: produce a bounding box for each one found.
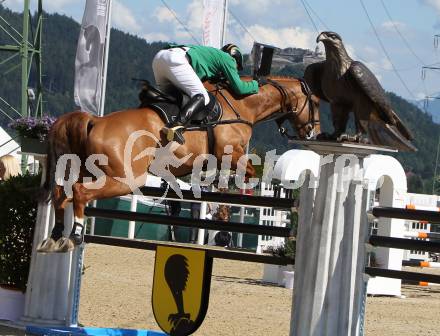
[174,29,191,41]
[380,58,393,71]
[154,6,175,23]
[240,25,315,50]
[419,0,440,12]
[143,32,170,42]
[345,44,357,59]
[230,0,293,15]
[344,44,385,80]
[2,0,23,12]
[112,0,141,33]
[363,46,379,57]
[415,91,427,100]
[186,0,203,32]
[3,0,78,13]
[381,20,406,31]
[150,1,203,45]
[42,0,77,11]
[151,1,202,44]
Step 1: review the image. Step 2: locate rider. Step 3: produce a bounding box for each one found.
[152,43,261,144]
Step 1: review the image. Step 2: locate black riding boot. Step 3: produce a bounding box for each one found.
[162,94,206,144]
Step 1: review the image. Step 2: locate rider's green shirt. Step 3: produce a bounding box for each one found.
[184,45,259,96]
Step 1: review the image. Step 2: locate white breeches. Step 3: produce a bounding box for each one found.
[152,48,210,105]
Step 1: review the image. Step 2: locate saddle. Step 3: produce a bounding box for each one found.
[138,81,223,129]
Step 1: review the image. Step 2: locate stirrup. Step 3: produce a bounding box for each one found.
[162,125,185,144]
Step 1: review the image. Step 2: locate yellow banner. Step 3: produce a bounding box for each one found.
[152,246,212,335]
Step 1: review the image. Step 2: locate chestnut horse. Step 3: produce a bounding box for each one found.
[37,76,320,253]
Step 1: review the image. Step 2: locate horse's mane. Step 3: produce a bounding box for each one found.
[267,75,301,81]
[239,75,300,81]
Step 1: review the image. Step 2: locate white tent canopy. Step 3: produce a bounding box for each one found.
[0,126,20,159]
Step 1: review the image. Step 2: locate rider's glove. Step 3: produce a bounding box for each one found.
[257,77,269,87]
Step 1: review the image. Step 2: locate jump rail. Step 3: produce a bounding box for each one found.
[84,207,291,238]
[365,267,440,284]
[372,206,440,223]
[138,186,295,209]
[402,260,440,268]
[404,232,440,239]
[84,234,294,265]
[403,281,437,286]
[370,206,440,285]
[369,235,440,253]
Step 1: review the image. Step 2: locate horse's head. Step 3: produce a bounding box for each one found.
[277,80,321,140]
[291,93,320,139]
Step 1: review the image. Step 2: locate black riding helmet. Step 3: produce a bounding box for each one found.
[221,44,244,71]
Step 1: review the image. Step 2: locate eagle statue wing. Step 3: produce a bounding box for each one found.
[349,61,413,142]
[304,61,329,101]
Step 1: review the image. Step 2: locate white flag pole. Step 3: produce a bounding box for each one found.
[98,0,112,117]
[203,0,228,48]
[88,0,112,239]
[221,0,228,46]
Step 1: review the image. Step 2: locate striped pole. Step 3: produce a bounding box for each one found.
[402,260,440,268]
[405,204,439,225]
[406,204,440,211]
[404,231,440,239]
[403,280,436,286]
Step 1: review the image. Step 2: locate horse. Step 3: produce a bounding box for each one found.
[37,76,321,253]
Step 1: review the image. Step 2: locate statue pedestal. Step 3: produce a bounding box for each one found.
[290,141,395,336]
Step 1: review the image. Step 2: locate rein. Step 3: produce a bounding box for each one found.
[214,84,252,125]
[206,78,317,138]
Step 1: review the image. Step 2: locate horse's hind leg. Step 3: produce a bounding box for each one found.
[54,176,133,252]
[37,186,72,253]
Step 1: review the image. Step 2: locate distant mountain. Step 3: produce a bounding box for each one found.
[0,6,439,194]
[0,5,167,121]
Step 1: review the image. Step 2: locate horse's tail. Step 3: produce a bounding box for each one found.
[41,111,95,201]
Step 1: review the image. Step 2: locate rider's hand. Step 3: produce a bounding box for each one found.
[257,77,269,87]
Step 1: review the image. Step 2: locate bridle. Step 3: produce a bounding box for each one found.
[271,78,319,140]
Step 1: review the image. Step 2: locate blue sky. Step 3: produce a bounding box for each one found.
[4,0,440,103]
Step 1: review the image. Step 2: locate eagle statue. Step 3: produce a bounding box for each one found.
[304,31,416,151]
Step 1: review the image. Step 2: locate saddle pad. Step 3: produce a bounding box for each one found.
[147,92,222,127]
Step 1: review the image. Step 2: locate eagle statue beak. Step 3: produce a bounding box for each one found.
[316,32,326,43]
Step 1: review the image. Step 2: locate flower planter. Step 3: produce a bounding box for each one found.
[20,137,48,155]
[0,286,25,321]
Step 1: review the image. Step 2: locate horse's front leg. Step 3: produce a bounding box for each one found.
[244,158,256,181]
[226,144,257,186]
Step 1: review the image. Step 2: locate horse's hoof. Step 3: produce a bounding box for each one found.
[36,238,57,253]
[70,233,84,246]
[53,237,75,253]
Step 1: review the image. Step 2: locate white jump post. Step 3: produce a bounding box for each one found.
[197,201,207,245]
[128,194,138,239]
[290,142,390,336]
[21,154,82,327]
[363,155,406,296]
